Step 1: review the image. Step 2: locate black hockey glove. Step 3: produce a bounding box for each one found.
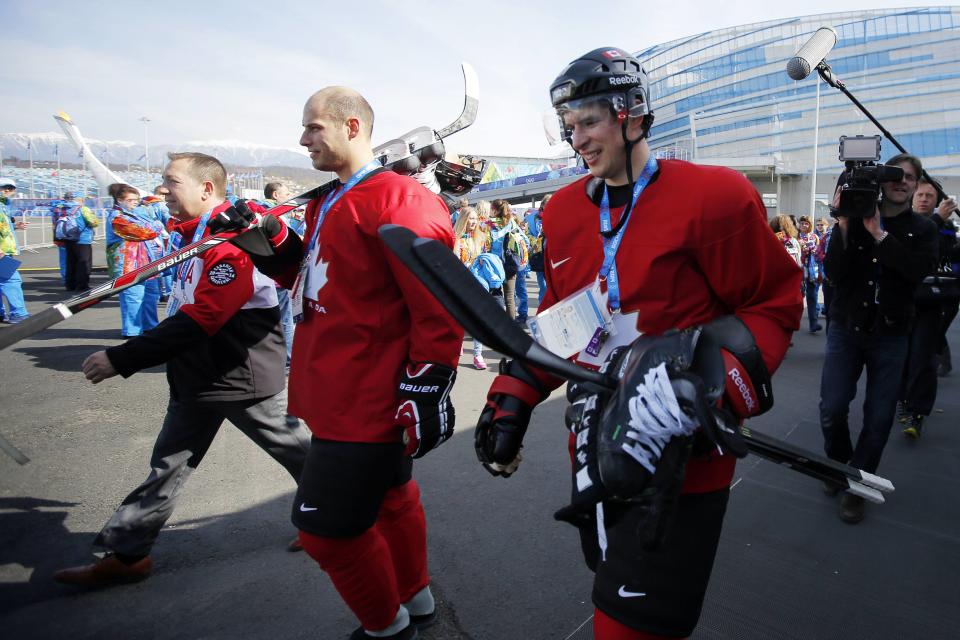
[555,334,712,544]
[475,359,550,477]
[396,362,457,458]
[208,199,259,233]
[208,200,283,257]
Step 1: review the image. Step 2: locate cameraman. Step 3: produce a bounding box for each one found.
[819,153,938,524]
[898,177,959,437]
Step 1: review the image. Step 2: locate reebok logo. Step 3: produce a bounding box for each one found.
[299,503,318,512]
[618,585,646,598]
[609,76,640,86]
[727,366,756,413]
[550,256,572,269]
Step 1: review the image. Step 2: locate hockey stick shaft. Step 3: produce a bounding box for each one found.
[0,63,482,353]
[377,224,893,496]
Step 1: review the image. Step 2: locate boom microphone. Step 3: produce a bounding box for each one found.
[786,27,838,80]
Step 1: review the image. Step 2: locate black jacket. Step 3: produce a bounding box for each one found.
[824,207,938,335]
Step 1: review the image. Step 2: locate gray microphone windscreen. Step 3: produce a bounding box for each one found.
[786,27,838,80]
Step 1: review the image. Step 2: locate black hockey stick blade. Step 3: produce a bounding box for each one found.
[378,224,604,387]
[379,224,893,495]
[436,62,480,140]
[0,305,73,352]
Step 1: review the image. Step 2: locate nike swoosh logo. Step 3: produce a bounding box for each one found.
[299,503,318,512]
[618,586,646,598]
[551,256,572,269]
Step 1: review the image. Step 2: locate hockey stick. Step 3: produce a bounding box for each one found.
[377,224,894,503]
[0,62,481,355]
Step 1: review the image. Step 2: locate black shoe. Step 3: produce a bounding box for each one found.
[409,610,437,630]
[902,414,924,440]
[839,493,866,524]
[809,324,823,334]
[349,624,417,639]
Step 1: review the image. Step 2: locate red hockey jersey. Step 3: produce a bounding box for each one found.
[542,159,803,492]
[278,171,462,442]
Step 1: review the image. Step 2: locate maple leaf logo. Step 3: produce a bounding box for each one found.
[304,256,329,301]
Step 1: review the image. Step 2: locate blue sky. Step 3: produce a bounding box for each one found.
[0,0,951,157]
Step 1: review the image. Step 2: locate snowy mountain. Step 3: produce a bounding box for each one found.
[0,131,312,169]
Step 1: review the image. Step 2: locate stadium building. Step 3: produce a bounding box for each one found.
[474,6,960,215]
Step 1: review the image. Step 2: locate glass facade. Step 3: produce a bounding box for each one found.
[637,7,960,176]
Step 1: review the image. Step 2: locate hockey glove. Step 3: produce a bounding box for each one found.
[396,362,457,458]
[475,359,550,477]
[208,200,284,257]
[555,334,709,540]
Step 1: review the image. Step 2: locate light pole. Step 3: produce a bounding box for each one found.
[809,76,822,223]
[139,116,151,179]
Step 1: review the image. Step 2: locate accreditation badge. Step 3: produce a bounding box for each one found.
[574,309,642,368]
[527,280,612,360]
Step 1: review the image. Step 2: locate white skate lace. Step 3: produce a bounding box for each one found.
[622,363,699,473]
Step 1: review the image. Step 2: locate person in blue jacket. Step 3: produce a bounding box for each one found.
[62,192,100,291]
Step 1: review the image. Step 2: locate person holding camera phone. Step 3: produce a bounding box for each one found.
[895,177,959,438]
[819,152,938,523]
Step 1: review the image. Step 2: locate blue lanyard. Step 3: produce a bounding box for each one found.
[304,160,380,256]
[598,155,658,311]
[173,212,212,283]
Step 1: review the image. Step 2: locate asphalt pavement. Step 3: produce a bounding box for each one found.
[1,245,958,639]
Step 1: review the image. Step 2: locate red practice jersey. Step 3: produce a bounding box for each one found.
[542,159,803,492]
[281,171,463,442]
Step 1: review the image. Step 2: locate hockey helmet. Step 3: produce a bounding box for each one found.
[549,47,653,143]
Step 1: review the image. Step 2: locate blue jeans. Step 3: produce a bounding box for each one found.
[805,280,822,330]
[119,279,160,337]
[516,267,530,320]
[58,246,67,283]
[819,322,908,473]
[0,269,29,320]
[535,271,547,306]
[277,287,295,366]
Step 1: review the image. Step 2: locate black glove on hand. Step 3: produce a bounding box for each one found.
[208,199,259,233]
[396,362,457,458]
[475,359,549,477]
[209,200,284,257]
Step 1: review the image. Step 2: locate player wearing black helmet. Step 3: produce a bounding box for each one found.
[476,47,802,639]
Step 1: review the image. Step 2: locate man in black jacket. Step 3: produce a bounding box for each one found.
[53,153,310,588]
[819,152,938,524]
[898,177,958,438]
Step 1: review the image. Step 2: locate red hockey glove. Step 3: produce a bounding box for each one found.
[396,362,457,458]
[475,359,550,477]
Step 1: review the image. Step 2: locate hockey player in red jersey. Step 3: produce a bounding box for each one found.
[213,87,462,639]
[474,48,802,639]
[55,152,310,589]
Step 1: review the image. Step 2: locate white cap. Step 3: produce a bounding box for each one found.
[0,177,16,188]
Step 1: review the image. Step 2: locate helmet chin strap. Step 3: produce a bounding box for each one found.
[601,116,647,239]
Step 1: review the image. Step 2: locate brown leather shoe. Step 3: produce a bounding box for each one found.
[287,535,304,552]
[839,494,866,524]
[53,554,153,588]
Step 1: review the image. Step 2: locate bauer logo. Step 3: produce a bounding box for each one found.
[207,261,237,286]
[399,383,440,394]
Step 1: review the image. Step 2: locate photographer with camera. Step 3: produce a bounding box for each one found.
[897,176,960,437]
[819,150,938,523]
